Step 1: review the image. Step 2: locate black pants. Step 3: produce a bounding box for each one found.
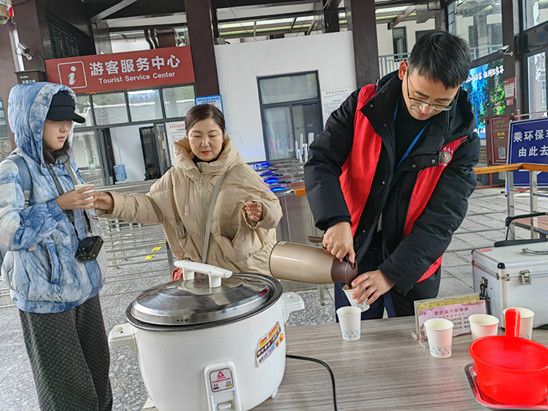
[334,247,441,319]
[19,294,113,411]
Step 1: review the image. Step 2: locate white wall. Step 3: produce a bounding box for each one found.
[111,38,151,53]
[376,20,436,56]
[108,25,440,163]
[214,31,356,162]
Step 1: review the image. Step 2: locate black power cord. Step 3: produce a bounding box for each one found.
[286,354,338,411]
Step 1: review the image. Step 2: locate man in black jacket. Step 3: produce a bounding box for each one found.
[304,31,480,319]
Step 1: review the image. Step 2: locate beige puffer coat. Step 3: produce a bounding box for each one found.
[102,137,282,275]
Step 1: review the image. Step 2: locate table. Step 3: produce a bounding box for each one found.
[255,317,548,410]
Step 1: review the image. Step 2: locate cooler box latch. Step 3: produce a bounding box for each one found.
[520,270,532,285]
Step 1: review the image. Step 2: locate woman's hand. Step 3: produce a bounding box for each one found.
[244,201,263,222]
[55,186,96,210]
[93,192,114,211]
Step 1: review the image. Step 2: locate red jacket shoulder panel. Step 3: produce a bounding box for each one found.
[341,86,382,236]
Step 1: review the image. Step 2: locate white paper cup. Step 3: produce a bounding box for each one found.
[468,313,499,340]
[424,318,454,358]
[336,306,361,341]
[74,184,95,202]
[503,307,535,339]
[342,284,370,312]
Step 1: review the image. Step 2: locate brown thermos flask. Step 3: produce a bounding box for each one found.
[269,241,358,285]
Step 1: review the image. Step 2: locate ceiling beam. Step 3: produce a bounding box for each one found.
[91,0,138,22]
[387,5,415,30]
[323,0,341,32]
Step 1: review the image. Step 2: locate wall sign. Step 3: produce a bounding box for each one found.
[508,118,548,186]
[486,115,511,165]
[462,58,505,139]
[16,70,46,84]
[414,294,486,342]
[45,46,195,94]
[165,120,186,164]
[195,95,223,112]
[321,87,352,128]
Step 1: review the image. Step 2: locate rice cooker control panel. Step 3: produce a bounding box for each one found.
[208,367,234,392]
[204,361,241,411]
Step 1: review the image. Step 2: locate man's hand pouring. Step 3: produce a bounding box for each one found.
[322,221,356,264]
[350,270,395,305]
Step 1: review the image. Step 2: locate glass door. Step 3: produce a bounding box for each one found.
[258,71,322,161]
[527,50,547,116]
[154,123,173,172]
[291,102,322,147]
[71,130,105,186]
[263,106,294,161]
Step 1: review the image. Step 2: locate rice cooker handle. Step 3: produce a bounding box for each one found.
[281,292,305,322]
[173,260,233,288]
[108,323,137,353]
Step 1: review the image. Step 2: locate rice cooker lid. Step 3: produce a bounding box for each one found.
[129,273,277,327]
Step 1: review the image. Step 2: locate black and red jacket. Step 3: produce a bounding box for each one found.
[304,72,480,294]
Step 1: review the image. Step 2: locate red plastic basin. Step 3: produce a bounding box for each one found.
[469,308,548,405]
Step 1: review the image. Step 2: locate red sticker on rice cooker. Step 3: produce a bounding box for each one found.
[256,322,283,366]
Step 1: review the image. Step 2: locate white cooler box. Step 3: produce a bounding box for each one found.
[472,242,548,328]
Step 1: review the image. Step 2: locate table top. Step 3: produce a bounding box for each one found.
[255,317,548,410]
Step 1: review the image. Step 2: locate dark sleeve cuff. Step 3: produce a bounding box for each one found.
[46,199,65,222]
[326,216,352,229]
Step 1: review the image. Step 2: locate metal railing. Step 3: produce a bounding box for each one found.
[474,163,548,240]
[378,52,409,77]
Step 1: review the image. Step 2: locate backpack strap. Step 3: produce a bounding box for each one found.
[0,155,33,267]
[7,154,32,206]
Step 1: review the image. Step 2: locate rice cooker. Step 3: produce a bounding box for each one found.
[108,260,304,411]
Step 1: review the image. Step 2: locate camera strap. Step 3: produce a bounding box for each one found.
[45,158,92,237]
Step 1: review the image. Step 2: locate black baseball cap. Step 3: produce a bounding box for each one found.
[46,91,85,123]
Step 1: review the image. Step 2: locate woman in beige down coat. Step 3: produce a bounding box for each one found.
[94,104,282,274]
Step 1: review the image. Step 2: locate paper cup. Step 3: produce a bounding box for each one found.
[468,314,499,341]
[503,307,535,339]
[424,318,454,358]
[342,284,370,312]
[74,184,95,202]
[336,306,361,341]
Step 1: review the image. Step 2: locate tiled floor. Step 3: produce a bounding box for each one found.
[0,187,543,410]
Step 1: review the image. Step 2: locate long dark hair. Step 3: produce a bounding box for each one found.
[185,104,225,134]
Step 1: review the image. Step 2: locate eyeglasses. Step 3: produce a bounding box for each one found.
[406,75,457,112]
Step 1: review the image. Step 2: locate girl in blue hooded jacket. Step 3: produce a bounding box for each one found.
[0,82,112,410]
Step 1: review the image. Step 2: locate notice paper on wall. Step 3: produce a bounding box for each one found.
[165,121,186,164]
[413,294,486,342]
[321,88,353,125]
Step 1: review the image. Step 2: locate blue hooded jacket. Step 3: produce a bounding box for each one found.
[0,82,107,313]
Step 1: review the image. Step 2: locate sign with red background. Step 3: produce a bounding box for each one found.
[486,115,511,165]
[45,46,195,94]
